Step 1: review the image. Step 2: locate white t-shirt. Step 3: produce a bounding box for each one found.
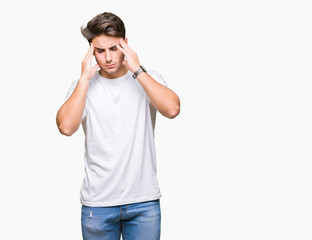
[66,70,167,207]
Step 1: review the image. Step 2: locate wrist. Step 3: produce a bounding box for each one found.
[132,65,146,79]
[79,76,91,85]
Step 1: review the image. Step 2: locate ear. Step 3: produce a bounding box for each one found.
[125,37,128,44]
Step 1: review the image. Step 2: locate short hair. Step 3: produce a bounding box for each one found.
[81,12,126,42]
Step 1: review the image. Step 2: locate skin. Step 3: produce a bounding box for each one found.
[91,35,129,79]
[56,34,180,136]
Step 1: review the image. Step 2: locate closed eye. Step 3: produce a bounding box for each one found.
[94,45,118,53]
[95,48,105,53]
[110,45,118,51]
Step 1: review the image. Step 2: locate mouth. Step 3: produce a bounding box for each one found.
[105,64,115,68]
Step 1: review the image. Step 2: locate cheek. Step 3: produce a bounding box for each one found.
[94,54,103,63]
[115,52,125,61]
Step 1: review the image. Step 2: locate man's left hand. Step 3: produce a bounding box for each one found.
[117,38,141,73]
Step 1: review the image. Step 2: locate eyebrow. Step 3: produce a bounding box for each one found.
[93,42,118,51]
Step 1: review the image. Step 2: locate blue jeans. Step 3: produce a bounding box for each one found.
[81,199,161,240]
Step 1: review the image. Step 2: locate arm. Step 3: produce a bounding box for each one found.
[56,43,99,136]
[136,72,180,119]
[117,39,180,119]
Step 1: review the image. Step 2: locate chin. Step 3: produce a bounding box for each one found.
[107,69,120,75]
[101,67,116,74]
[100,64,126,78]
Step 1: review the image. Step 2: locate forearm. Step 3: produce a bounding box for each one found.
[116,39,180,119]
[56,78,89,136]
[137,72,180,119]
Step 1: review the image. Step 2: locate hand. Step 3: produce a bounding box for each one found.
[81,43,100,80]
[117,38,141,73]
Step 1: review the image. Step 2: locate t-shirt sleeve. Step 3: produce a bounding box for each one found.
[146,70,167,103]
[147,70,167,87]
[65,80,79,100]
[65,80,87,120]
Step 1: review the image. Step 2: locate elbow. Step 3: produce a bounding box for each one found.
[58,124,74,136]
[56,120,76,136]
[59,128,74,137]
[56,113,79,137]
[167,103,180,119]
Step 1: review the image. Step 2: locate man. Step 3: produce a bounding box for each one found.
[56,12,180,240]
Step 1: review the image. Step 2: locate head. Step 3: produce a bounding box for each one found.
[81,12,127,78]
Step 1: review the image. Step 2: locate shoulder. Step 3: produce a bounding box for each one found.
[69,73,99,89]
[147,70,160,78]
[69,79,79,88]
[66,73,98,100]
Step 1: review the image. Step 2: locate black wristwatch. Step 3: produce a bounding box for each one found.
[132,65,146,79]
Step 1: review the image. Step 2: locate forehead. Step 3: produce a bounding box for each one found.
[92,34,120,49]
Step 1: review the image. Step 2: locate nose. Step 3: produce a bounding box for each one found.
[105,50,112,62]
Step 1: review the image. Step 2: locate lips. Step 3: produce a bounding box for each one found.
[105,64,115,68]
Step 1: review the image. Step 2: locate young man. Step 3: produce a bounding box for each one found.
[56,12,180,240]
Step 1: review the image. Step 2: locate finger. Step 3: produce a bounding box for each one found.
[88,43,95,57]
[92,63,100,72]
[125,39,136,54]
[119,39,133,54]
[83,43,94,62]
[116,44,127,55]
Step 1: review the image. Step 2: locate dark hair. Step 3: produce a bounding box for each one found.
[81,12,126,42]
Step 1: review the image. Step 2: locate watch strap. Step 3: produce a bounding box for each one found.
[132,65,146,79]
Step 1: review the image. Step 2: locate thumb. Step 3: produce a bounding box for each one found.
[92,63,100,71]
[91,64,100,75]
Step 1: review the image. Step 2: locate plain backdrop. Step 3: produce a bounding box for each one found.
[0,0,311,239]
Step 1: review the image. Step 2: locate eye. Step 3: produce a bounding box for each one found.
[97,49,105,53]
[110,46,118,51]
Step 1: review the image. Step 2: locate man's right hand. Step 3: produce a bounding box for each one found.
[81,43,100,80]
